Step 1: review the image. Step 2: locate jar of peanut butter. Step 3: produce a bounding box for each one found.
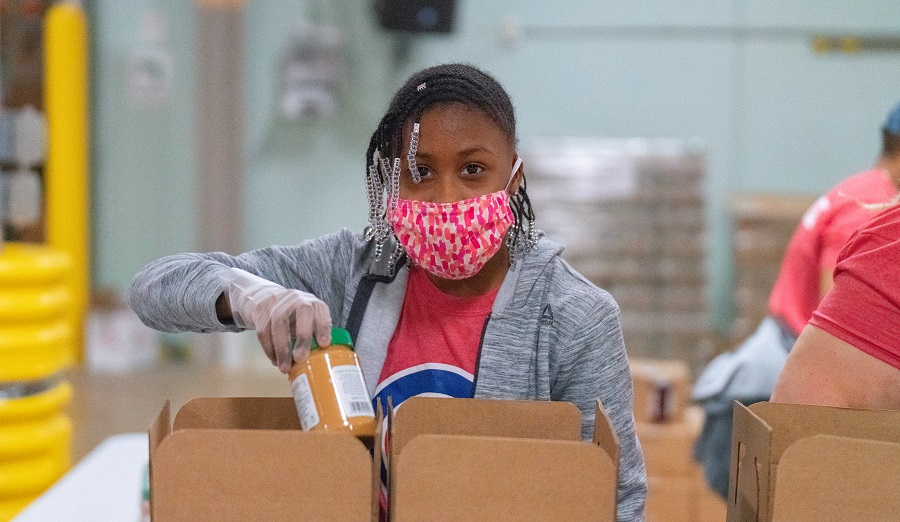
[288,327,375,437]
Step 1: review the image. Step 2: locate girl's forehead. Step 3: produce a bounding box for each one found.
[405,103,512,151]
[420,103,488,130]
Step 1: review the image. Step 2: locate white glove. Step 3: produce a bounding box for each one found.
[220,267,332,373]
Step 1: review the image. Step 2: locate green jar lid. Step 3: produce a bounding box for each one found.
[311,327,354,351]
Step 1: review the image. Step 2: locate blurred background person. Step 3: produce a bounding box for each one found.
[691,100,900,498]
[771,195,900,409]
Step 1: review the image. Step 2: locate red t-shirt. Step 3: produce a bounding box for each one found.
[810,203,900,369]
[373,267,498,409]
[769,169,897,335]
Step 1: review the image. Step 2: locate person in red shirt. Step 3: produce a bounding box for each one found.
[768,166,898,336]
[772,200,900,408]
[693,100,900,497]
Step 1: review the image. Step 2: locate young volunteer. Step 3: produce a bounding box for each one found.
[129,63,647,520]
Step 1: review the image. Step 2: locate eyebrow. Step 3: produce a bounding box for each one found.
[416,145,499,160]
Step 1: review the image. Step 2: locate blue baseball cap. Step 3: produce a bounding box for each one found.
[886,101,900,134]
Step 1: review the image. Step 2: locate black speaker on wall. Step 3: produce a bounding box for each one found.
[374,0,456,33]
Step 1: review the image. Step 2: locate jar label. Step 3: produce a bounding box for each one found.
[331,365,376,418]
[291,373,320,430]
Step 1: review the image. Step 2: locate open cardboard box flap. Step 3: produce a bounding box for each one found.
[390,395,582,451]
[148,397,377,522]
[172,396,301,430]
[771,434,900,522]
[389,397,620,522]
[728,401,900,522]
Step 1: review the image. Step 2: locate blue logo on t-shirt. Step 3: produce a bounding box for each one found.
[372,362,475,412]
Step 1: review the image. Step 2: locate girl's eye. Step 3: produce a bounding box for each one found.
[415,166,431,179]
[462,164,484,176]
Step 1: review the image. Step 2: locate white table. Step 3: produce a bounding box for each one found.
[14,433,148,521]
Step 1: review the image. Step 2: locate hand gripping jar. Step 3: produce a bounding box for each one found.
[288,327,376,437]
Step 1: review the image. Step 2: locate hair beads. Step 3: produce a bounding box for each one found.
[407,123,421,184]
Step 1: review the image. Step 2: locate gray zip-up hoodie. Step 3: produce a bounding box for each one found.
[128,228,647,521]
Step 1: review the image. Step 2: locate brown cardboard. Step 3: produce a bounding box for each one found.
[728,401,900,522]
[389,397,620,522]
[771,435,900,522]
[641,406,718,522]
[390,394,583,453]
[394,434,616,521]
[645,476,697,522]
[149,396,622,521]
[697,481,727,522]
[148,399,171,477]
[636,405,703,477]
[592,400,622,470]
[148,397,375,522]
[630,357,691,423]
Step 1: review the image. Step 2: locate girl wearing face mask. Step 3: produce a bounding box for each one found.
[128,63,647,521]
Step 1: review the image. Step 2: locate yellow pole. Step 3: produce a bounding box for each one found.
[43,0,89,360]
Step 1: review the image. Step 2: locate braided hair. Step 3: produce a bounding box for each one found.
[364,63,537,270]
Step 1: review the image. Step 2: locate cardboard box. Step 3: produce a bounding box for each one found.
[697,482,727,522]
[630,357,691,424]
[389,397,620,522]
[645,470,727,522]
[728,401,900,522]
[148,397,378,521]
[645,476,698,522]
[149,396,621,521]
[636,405,703,477]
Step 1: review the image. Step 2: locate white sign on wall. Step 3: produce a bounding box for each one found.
[279,24,346,120]
[128,8,174,108]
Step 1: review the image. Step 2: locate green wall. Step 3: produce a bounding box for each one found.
[91,0,900,333]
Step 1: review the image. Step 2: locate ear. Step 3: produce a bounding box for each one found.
[508,157,524,194]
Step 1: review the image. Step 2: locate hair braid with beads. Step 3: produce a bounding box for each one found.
[364,63,537,270]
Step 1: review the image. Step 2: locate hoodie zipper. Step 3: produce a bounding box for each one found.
[471,312,491,394]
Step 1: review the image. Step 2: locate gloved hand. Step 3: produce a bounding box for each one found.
[220,267,332,373]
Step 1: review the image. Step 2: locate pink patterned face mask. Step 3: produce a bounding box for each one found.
[389,158,522,280]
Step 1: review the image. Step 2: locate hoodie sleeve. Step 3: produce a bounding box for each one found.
[127,228,363,333]
[552,290,648,522]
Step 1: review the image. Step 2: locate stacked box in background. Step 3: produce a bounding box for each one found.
[524,139,712,371]
[727,193,816,344]
[630,358,726,522]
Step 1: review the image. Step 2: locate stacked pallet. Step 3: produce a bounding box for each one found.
[727,193,816,344]
[524,138,712,369]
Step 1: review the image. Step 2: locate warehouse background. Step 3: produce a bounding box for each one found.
[3,2,898,519]
[90,0,900,341]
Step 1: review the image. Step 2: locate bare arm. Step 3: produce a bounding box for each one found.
[771,325,900,410]
[215,293,233,323]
